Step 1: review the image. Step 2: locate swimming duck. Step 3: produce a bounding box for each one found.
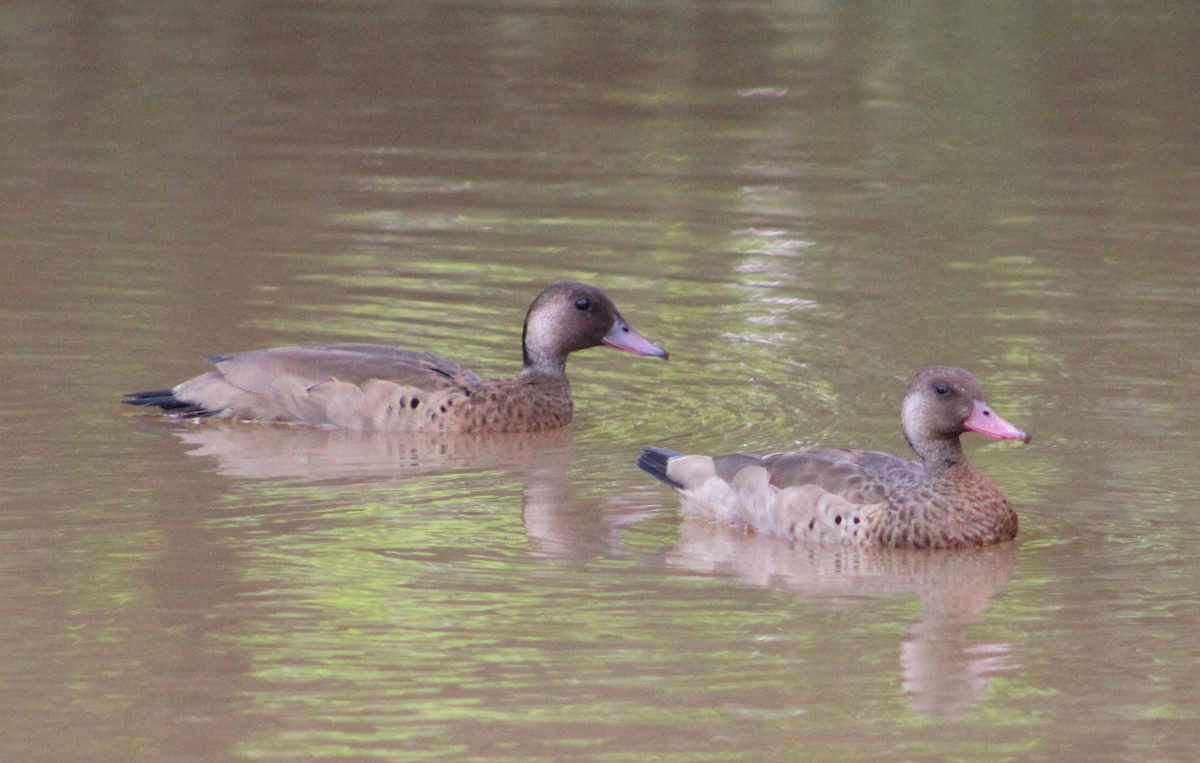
[125,281,668,432]
[637,367,1029,549]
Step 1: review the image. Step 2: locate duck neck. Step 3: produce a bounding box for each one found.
[521,318,570,380]
[520,346,568,381]
[914,435,967,478]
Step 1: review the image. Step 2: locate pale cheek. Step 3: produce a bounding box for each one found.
[900,396,924,432]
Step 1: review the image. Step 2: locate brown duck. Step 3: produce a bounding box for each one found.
[125,281,668,432]
[637,367,1030,549]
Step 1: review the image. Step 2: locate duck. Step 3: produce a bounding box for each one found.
[637,366,1030,549]
[124,281,668,433]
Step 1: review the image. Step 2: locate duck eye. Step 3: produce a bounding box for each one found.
[934,383,950,395]
[574,297,591,311]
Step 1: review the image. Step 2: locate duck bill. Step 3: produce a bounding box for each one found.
[964,400,1031,443]
[602,319,669,360]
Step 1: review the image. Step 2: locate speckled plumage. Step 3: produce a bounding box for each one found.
[638,367,1030,549]
[125,281,667,433]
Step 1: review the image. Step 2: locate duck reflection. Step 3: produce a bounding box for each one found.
[169,422,636,560]
[174,421,575,481]
[668,521,1019,720]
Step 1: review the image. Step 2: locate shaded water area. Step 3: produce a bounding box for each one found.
[3,2,1200,760]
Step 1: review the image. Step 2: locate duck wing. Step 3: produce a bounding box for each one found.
[230,343,488,388]
[752,448,924,504]
[169,344,489,426]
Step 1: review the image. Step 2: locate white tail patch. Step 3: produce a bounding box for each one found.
[667,454,719,487]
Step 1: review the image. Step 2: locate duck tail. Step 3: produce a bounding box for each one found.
[122,389,214,417]
[636,447,684,489]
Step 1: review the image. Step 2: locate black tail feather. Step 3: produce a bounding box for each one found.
[123,389,187,409]
[636,446,684,489]
[122,389,213,417]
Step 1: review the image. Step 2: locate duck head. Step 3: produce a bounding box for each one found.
[901,366,1029,469]
[521,281,668,374]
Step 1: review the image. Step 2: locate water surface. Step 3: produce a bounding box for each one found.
[3,2,1200,761]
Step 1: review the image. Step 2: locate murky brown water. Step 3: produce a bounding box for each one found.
[4,2,1200,760]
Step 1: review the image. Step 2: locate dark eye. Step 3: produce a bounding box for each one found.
[574,297,591,311]
[934,383,951,395]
